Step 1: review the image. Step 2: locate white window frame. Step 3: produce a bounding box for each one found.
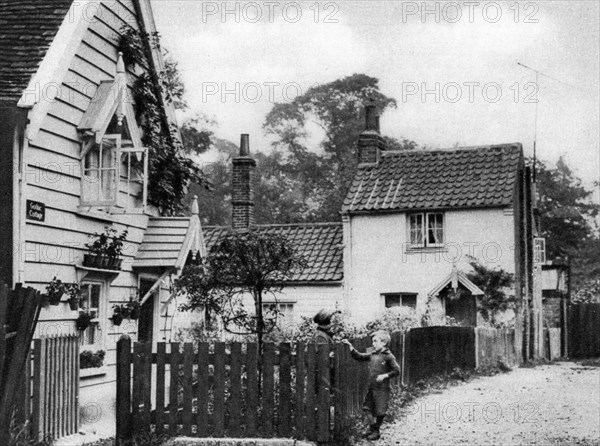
[262,302,295,328]
[78,281,106,350]
[382,293,418,309]
[408,212,445,248]
[81,134,121,207]
[534,237,546,264]
[118,144,149,211]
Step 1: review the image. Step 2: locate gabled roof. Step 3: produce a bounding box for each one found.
[342,143,522,214]
[0,0,72,103]
[428,267,485,297]
[134,200,206,272]
[203,223,344,283]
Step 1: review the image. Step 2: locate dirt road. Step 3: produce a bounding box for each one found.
[361,361,600,446]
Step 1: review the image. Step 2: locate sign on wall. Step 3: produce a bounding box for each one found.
[26,200,45,222]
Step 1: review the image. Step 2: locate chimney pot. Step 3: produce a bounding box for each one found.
[365,103,378,131]
[240,134,250,156]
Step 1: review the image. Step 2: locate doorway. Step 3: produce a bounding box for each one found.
[442,286,477,326]
[138,278,156,343]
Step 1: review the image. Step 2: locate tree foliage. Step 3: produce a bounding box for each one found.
[466,257,516,325]
[119,27,207,215]
[534,157,600,287]
[175,230,307,350]
[261,73,416,222]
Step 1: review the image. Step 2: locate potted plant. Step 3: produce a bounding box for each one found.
[65,282,81,311]
[80,350,105,369]
[111,304,127,326]
[84,228,111,268]
[45,276,64,305]
[76,310,95,331]
[127,295,141,320]
[106,229,128,270]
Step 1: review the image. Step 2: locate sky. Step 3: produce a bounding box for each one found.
[151,0,600,195]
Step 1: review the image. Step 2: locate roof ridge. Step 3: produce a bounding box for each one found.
[382,143,522,157]
[205,222,342,229]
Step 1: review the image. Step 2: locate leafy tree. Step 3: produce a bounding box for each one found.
[180,113,216,156]
[534,157,600,286]
[175,230,307,351]
[466,257,516,326]
[262,73,416,222]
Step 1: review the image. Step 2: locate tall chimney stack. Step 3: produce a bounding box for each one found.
[357,101,387,166]
[232,134,256,230]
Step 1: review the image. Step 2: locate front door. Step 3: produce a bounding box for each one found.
[138,278,156,343]
[443,288,477,326]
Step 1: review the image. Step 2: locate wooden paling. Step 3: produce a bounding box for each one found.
[0,284,44,441]
[116,326,525,443]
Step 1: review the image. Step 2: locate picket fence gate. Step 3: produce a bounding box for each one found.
[116,334,405,443]
[30,336,80,441]
[116,327,524,443]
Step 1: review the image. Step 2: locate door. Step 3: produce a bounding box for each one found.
[443,288,477,326]
[138,278,156,343]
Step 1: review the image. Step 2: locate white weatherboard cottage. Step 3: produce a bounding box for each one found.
[0,0,204,437]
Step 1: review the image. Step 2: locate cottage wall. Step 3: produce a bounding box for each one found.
[345,207,515,324]
[15,1,175,431]
[173,284,344,335]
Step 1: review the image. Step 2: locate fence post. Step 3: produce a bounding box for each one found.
[116,335,132,444]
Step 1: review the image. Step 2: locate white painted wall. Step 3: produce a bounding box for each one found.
[344,208,515,324]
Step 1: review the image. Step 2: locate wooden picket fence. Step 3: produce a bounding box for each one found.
[0,284,44,441]
[117,326,520,443]
[117,336,390,443]
[475,328,519,368]
[30,336,80,441]
[406,326,476,382]
[568,303,600,358]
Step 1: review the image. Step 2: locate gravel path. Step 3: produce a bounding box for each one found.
[359,361,600,446]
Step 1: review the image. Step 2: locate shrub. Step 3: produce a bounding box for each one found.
[365,307,420,334]
[80,350,105,369]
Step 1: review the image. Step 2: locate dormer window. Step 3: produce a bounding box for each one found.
[77,52,148,213]
[82,135,120,206]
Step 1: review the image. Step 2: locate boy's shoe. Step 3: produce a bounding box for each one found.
[366,430,381,441]
[362,424,376,437]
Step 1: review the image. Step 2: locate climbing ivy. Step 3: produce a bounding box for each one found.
[119,27,204,215]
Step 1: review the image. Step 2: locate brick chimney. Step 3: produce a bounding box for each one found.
[232,134,256,229]
[357,102,387,166]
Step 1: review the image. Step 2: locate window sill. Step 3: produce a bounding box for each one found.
[79,367,107,379]
[76,207,114,222]
[405,246,446,253]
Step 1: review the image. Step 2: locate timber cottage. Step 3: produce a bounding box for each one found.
[0,0,204,438]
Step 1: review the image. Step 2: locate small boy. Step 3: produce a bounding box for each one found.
[342,330,400,441]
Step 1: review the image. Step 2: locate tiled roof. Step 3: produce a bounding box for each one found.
[134,216,205,271]
[0,0,72,103]
[342,143,522,213]
[203,223,344,283]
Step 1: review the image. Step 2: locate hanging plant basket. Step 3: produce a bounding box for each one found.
[46,276,64,305]
[68,296,80,311]
[76,311,94,331]
[111,312,124,326]
[47,290,63,305]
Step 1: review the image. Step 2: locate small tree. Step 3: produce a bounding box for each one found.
[466,257,516,325]
[176,229,307,351]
